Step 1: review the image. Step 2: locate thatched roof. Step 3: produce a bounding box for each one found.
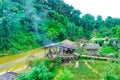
[59,39,77,49]
[0,72,17,80]
[85,44,100,50]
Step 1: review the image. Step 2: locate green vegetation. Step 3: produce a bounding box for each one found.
[112,25,120,40]
[17,56,62,80]
[1,0,120,54]
[17,64,54,80]
[56,67,73,80]
[1,0,120,80]
[86,60,120,80]
[100,45,117,56]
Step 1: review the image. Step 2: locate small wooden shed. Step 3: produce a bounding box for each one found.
[85,44,101,55]
[42,39,79,62]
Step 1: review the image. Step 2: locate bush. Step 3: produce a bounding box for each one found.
[97,40,104,46]
[104,74,117,80]
[16,73,27,80]
[17,64,54,80]
[32,59,41,67]
[9,48,18,54]
[0,53,6,57]
[100,45,116,56]
[27,64,54,80]
[54,56,62,66]
[43,58,52,68]
[56,67,73,80]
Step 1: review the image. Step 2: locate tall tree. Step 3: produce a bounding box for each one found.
[95,15,103,29]
[112,25,120,40]
[81,14,95,38]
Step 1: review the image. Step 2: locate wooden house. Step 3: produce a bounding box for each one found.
[85,44,101,56]
[42,39,79,62]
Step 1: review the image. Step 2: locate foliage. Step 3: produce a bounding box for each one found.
[54,56,62,66]
[56,67,73,80]
[103,64,120,80]
[100,45,116,56]
[81,14,95,38]
[112,25,120,40]
[1,0,120,54]
[0,53,6,57]
[90,29,100,38]
[43,58,52,68]
[32,59,41,67]
[67,59,99,80]
[27,64,54,80]
[17,64,54,80]
[16,73,27,80]
[96,40,104,46]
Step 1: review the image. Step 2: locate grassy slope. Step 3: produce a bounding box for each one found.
[0,48,42,64]
[65,59,120,80]
[0,48,44,73]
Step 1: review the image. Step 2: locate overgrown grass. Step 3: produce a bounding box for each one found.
[66,59,100,80]
[61,59,120,80]
[85,60,120,79]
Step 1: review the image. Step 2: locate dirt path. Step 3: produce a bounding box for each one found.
[0,48,45,74]
[84,60,102,77]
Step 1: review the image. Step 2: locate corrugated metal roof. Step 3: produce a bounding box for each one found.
[42,43,59,48]
[42,39,77,49]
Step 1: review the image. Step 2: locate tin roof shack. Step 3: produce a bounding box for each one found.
[42,39,79,62]
[85,44,101,56]
[0,72,17,80]
[42,43,60,58]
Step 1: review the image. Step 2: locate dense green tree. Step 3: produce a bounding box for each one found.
[105,16,116,28]
[95,15,103,29]
[90,29,100,38]
[81,14,95,38]
[112,25,120,40]
[1,0,120,53]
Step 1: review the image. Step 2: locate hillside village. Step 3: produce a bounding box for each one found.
[0,0,120,80]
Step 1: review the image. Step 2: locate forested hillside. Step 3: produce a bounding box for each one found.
[0,0,120,54]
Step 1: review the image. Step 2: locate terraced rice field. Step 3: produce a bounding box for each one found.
[0,48,45,74]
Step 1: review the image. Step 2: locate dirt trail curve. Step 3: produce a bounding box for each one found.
[84,60,102,77]
[0,48,45,74]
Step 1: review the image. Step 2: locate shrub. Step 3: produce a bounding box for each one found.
[0,53,6,57]
[9,48,18,54]
[32,59,41,67]
[100,45,116,56]
[43,58,52,68]
[27,64,54,80]
[54,56,62,66]
[56,67,73,80]
[97,40,104,46]
[16,73,27,80]
[17,64,54,80]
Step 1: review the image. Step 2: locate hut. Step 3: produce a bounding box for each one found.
[42,39,79,62]
[0,72,17,80]
[59,39,77,52]
[42,43,60,58]
[85,44,101,56]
